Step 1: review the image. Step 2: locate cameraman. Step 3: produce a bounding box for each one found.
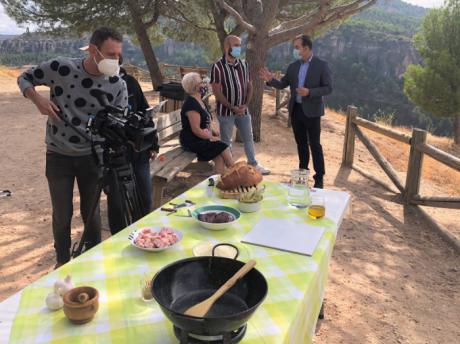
[17,27,128,268]
[105,61,159,234]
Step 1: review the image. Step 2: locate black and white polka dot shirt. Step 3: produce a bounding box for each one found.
[18,57,128,156]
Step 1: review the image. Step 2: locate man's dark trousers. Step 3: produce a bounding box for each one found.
[291,103,325,179]
[46,152,102,263]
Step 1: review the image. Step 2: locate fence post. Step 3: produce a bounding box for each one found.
[275,89,280,116]
[274,71,281,116]
[342,105,357,167]
[404,128,427,204]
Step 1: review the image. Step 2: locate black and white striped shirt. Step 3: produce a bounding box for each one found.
[210,56,251,116]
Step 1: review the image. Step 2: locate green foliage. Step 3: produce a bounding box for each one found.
[0,52,75,66]
[403,1,460,119]
[0,0,130,34]
[329,0,425,41]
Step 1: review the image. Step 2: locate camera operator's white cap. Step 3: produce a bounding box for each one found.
[79,45,90,51]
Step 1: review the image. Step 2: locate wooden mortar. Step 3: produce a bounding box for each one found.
[63,286,99,324]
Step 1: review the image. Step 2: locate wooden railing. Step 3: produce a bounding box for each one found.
[342,105,460,209]
[122,63,152,83]
[265,71,292,127]
[160,63,210,82]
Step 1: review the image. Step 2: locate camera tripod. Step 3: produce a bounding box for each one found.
[71,146,145,258]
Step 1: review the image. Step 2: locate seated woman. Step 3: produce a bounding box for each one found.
[180,72,233,174]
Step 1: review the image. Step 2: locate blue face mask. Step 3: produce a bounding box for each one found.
[293,49,300,60]
[230,46,242,58]
[199,85,207,98]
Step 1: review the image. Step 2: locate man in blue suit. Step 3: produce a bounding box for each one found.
[260,35,332,188]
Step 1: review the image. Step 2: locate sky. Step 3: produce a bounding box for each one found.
[0,1,446,35]
[403,0,444,7]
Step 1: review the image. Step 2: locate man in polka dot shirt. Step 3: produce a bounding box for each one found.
[17,27,128,268]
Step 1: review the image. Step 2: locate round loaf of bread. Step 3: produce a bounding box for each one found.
[216,162,263,190]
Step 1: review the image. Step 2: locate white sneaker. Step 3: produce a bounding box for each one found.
[255,165,271,175]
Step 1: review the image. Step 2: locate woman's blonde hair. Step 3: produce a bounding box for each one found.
[181,72,201,94]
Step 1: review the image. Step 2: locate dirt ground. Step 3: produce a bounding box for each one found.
[0,70,459,343]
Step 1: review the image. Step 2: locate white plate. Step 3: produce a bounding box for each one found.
[128,227,183,252]
[192,242,238,258]
[192,241,251,261]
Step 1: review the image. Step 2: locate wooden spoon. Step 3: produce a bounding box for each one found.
[184,259,257,318]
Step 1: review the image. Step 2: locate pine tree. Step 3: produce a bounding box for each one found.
[404,0,460,144]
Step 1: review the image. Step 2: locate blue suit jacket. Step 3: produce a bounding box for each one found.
[267,56,332,117]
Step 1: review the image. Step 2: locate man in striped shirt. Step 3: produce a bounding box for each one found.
[210,35,270,175]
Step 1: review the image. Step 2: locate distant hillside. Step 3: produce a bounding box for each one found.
[0,0,449,136]
[0,34,18,41]
[267,0,451,137]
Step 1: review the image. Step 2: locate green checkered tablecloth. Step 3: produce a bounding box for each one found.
[5,179,349,344]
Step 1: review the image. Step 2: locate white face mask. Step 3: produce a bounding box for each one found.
[94,49,120,77]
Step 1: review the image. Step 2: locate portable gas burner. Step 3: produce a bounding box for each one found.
[173,325,246,344]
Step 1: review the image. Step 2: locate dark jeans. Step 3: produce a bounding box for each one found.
[46,152,102,264]
[106,151,152,234]
[291,103,325,178]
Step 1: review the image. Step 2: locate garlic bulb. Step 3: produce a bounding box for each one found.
[54,275,74,296]
[45,291,63,311]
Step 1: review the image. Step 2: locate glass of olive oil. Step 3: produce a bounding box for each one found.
[308,195,326,219]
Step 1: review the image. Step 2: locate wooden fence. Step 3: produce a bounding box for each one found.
[122,63,152,83]
[268,71,293,127]
[342,105,460,209]
[160,63,210,82]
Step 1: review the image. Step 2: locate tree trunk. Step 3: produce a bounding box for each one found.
[245,34,268,142]
[210,3,227,54]
[454,114,460,144]
[126,0,163,89]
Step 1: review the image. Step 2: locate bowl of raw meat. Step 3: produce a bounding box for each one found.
[191,205,240,231]
[128,227,183,252]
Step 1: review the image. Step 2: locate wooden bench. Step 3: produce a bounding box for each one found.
[150,109,196,209]
[149,94,212,209]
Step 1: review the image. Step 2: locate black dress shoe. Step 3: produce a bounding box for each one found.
[313,181,323,189]
[313,176,324,189]
[54,262,65,270]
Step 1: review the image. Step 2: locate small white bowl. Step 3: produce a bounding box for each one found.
[238,201,262,213]
[192,205,240,231]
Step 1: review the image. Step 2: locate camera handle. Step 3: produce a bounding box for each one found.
[56,111,91,143]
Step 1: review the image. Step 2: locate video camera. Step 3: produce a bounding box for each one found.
[87,89,157,152]
[67,89,161,258]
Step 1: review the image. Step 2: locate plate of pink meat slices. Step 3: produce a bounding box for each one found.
[128,227,183,252]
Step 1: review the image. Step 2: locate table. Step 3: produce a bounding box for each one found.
[0,179,349,343]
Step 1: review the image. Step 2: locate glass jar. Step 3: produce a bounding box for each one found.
[287,169,311,208]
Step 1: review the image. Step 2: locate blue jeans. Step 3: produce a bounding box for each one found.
[217,113,258,166]
[106,151,152,234]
